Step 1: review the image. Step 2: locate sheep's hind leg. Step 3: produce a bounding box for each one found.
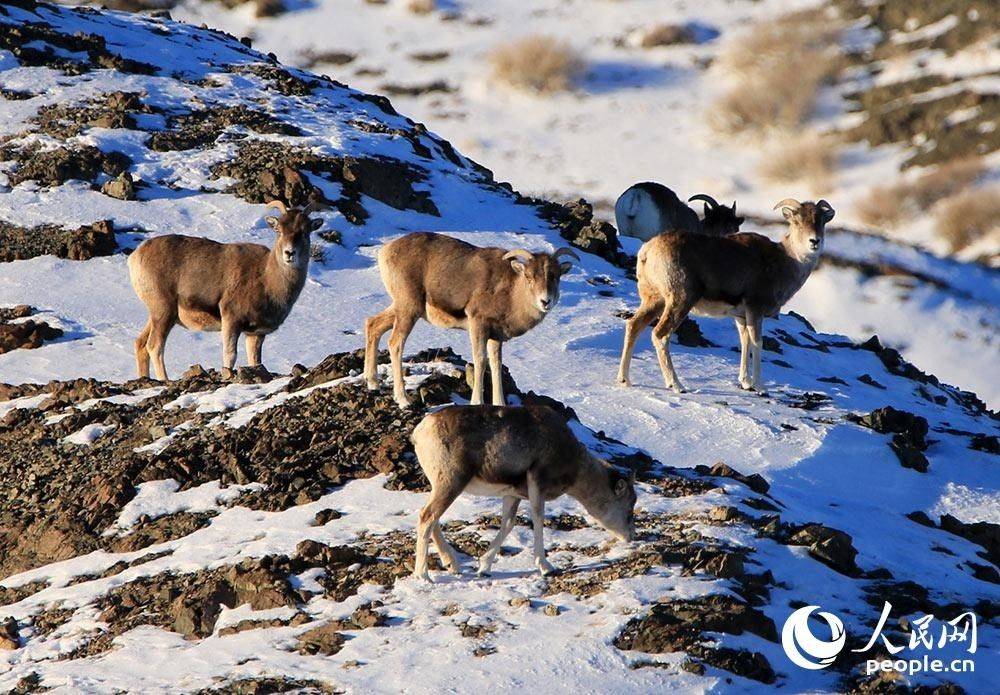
[414,478,466,582]
[364,306,395,391]
[431,522,461,575]
[745,313,766,393]
[651,303,691,394]
[388,312,416,408]
[617,298,663,387]
[135,320,152,379]
[146,315,175,381]
[478,496,520,576]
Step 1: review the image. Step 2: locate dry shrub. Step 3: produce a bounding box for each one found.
[856,156,986,228]
[710,10,843,134]
[855,184,907,229]
[758,131,839,193]
[934,186,1000,252]
[490,35,584,94]
[637,23,694,48]
[906,157,985,209]
[406,0,436,14]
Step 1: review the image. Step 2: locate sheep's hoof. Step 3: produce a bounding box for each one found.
[365,379,380,391]
[476,567,492,578]
[537,560,560,577]
[616,377,631,388]
[738,381,755,391]
[412,568,431,582]
[394,394,412,409]
[221,367,234,380]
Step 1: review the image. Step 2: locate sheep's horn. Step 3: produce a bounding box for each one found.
[503,248,534,263]
[773,198,802,213]
[265,200,288,216]
[816,199,835,221]
[688,194,719,209]
[553,247,580,262]
[302,201,323,215]
[732,201,737,213]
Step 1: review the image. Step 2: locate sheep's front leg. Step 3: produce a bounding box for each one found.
[745,313,765,392]
[468,321,488,405]
[527,474,557,576]
[487,338,505,405]
[478,495,519,576]
[221,316,239,379]
[245,334,264,368]
[735,316,753,390]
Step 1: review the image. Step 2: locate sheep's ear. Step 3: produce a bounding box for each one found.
[510,259,526,275]
[703,203,711,216]
[614,478,628,497]
[736,216,745,226]
[310,218,323,231]
[559,261,573,275]
[265,216,280,230]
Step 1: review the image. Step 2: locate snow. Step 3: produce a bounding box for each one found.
[931,482,1000,525]
[0,2,997,694]
[110,479,266,533]
[62,422,117,445]
[163,378,292,414]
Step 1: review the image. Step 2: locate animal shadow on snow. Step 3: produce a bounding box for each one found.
[581,60,683,95]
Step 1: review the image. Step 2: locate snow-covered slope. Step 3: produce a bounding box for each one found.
[0,3,997,694]
[153,0,1000,409]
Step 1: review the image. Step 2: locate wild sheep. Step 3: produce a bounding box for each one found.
[616,198,834,393]
[363,232,579,408]
[615,182,744,241]
[411,405,637,580]
[128,201,322,380]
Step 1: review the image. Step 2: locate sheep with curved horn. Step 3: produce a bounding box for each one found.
[614,182,744,241]
[364,233,579,408]
[617,198,834,393]
[129,200,323,379]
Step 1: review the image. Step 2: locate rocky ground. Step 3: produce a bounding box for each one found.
[1,342,996,692]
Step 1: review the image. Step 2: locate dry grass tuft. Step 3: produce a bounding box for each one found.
[406,0,436,14]
[758,131,839,193]
[489,35,584,94]
[636,23,694,48]
[934,186,1000,252]
[709,11,843,135]
[856,156,986,229]
[855,184,907,229]
[905,157,986,209]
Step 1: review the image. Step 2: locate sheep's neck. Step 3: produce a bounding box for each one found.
[781,235,820,277]
[263,248,307,310]
[567,454,609,512]
[498,282,545,336]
